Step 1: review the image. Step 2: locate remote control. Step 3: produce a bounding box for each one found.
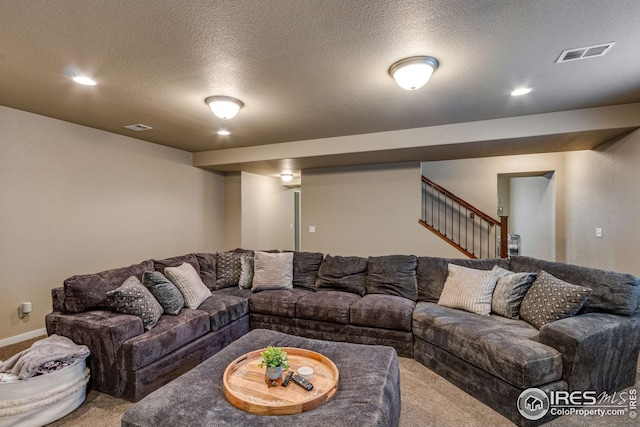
[291,373,314,391]
[281,371,293,387]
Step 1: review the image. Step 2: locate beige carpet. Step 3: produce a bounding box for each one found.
[2,340,638,426]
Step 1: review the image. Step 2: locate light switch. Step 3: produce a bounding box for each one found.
[595,228,603,238]
[309,226,316,233]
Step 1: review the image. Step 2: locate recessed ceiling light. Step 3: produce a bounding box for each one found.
[72,76,97,86]
[218,130,231,136]
[511,87,532,96]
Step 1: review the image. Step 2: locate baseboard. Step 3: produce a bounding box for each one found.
[0,328,47,348]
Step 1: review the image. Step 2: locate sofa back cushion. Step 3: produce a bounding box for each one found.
[316,254,368,296]
[365,255,418,300]
[292,252,324,290]
[193,253,217,290]
[63,260,154,313]
[153,254,200,275]
[509,256,640,316]
[416,257,508,302]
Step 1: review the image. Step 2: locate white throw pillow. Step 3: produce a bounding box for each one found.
[251,251,294,292]
[164,262,212,309]
[438,264,499,315]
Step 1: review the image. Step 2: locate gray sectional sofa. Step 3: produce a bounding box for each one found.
[45,250,640,426]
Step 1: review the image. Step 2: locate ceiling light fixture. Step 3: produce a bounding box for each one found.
[389,56,439,90]
[205,96,244,119]
[511,87,532,96]
[72,76,97,86]
[280,172,294,183]
[217,130,231,136]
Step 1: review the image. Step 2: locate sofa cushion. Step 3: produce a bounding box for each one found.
[316,255,368,296]
[416,257,508,303]
[412,302,563,388]
[249,288,312,317]
[153,254,200,275]
[519,271,592,329]
[106,276,164,330]
[509,256,640,316]
[491,266,537,319]
[365,255,418,301]
[120,309,210,371]
[164,262,212,309]
[193,253,217,290]
[215,252,242,289]
[251,251,294,292]
[292,251,324,290]
[63,260,154,313]
[350,294,415,331]
[142,271,185,315]
[296,291,361,324]
[437,264,499,315]
[197,294,249,331]
[238,254,254,289]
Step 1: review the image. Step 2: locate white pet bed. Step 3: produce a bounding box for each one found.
[0,360,89,427]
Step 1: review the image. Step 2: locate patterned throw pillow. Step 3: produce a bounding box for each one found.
[142,271,185,315]
[251,251,294,292]
[164,262,212,309]
[437,264,499,315]
[215,252,242,289]
[519,270,592,329]
[490,266,537,319]
[238,254,254,289]
[106,276,164,330]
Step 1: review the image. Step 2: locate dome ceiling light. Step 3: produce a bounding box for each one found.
[205,96,244,119]
[280,172,293,183]
[388,56,439,90]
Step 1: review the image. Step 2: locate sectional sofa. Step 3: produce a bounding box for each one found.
[45,250,640,426]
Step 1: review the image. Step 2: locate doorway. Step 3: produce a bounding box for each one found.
[497,172,556,261]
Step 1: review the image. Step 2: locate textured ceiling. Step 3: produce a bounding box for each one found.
[1,1,640,168]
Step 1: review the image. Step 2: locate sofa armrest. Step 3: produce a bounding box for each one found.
[51,287,65,312]
[538,312,640,393]
[45,310,144,397]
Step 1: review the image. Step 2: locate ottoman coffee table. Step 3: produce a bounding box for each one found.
[121,329,400,427]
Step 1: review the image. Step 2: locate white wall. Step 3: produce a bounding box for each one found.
[0,106,225,341]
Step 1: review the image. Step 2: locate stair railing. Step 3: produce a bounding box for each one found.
[420,176,508,259]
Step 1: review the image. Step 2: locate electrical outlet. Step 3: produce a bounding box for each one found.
[595,228,603,238]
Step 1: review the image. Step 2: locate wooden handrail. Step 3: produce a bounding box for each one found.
[421,175,501,226]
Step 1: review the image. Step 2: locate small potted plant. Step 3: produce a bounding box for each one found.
[259,346,289,386]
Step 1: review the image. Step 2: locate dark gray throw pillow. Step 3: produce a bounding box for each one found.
[490,266,537,319]
[106,276,164,330]
[519,270,592,329]
[292,252,324,290]
[365,255,418,300]
[142,271,185,315]
[316,254,368,296]
[215,252,242,289]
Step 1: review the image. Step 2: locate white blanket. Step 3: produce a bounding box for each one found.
[0,335,89,380]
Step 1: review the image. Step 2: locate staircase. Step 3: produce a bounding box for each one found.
[420,176,508,259]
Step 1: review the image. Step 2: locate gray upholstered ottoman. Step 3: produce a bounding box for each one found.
[121,329,400,427]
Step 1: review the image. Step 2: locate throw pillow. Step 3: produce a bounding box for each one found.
[519,270,592,329]
[251,251,294,292]
[490,266,537,319]
[215,252,242,289]
[238,254,255,289]
[437,264,500,315]
[316,254,368,296]
[365,255,418,300]
[292,251,324,290]
[106,276,164,330]
[142,271,185,315]
[164,262,212,309]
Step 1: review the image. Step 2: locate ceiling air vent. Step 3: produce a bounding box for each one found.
[556,42,616,63]
[124,123,153,131]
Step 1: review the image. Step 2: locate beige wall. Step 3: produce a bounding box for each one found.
[224,172,242,249]
[301,163,462,257]
[0,106,225,341]
[564,129,640,274]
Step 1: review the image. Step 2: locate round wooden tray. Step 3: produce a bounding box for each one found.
[223,347,339,415]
